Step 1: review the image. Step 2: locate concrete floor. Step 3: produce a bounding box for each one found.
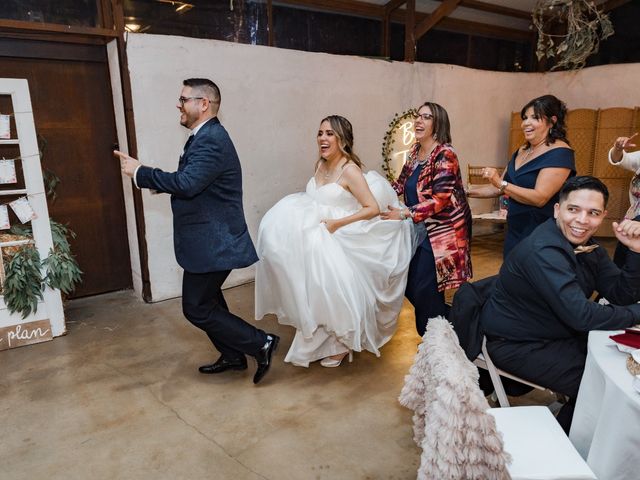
[0,231,616,480]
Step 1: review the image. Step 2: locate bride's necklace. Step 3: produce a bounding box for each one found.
[321,158,345,180]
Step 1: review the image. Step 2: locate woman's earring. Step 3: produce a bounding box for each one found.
[432,133,437,140]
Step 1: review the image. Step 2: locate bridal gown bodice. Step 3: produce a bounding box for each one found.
[255,171,413,367]
[309,177,360,209]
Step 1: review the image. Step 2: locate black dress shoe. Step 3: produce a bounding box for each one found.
[253,334,280,384]
[199,356,247,374]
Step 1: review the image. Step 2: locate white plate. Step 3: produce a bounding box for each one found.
[615,342,638,354]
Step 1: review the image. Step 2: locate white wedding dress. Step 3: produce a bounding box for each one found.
[255,170,413,367]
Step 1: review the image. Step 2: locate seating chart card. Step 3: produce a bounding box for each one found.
[9,196,37,223]
[0,159,17,184]
[0,114,9,139]
[0,204,9,230]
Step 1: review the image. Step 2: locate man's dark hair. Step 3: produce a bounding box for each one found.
[558,175,609,207]
[183,78,221,105]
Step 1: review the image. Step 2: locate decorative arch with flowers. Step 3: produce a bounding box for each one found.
[381,109,417,182]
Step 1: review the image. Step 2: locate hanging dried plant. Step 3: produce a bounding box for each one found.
[533,0,614,70]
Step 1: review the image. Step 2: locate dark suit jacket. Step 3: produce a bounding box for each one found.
[136,117,258,273]
[480,219,640,342]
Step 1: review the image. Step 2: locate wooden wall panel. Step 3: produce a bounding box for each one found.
[598,177,631,237]
[508,111,523,155]
[592,108,636,236]
[566,109,597,176]
[593,108,635,178]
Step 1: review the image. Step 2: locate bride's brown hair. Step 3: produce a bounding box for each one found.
[319,115,363,168]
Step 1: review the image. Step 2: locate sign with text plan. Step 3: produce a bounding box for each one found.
[0,319,53,351]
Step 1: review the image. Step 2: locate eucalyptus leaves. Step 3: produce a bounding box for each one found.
[533,0,614,70]
[2,221,82,318]
[3,246,43,318]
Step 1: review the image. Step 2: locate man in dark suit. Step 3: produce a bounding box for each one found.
[480,176,640,431]
[114,78,278,384]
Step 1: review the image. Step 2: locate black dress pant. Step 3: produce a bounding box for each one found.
[486,335,588,433]
[182,270,267,362]
[405,240,448,336]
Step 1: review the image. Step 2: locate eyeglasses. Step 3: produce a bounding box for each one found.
[413,113,434,122]
[178,96,204,106]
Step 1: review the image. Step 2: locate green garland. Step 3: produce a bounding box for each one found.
[381,109,416,182]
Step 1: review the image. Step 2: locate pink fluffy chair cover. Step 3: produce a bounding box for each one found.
[399,316,512,480]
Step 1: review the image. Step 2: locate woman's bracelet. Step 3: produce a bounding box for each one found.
[399,208,414,220]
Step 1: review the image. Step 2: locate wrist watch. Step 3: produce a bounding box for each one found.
[498,180,508,194]
[399,209,407,220]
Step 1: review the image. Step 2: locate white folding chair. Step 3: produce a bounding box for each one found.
[489,406,596,480]
[401,318,596,480]
[474,336,555,407]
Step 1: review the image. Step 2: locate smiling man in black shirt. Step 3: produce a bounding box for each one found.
[480,176,640,431]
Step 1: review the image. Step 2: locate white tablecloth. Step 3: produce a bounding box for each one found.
[569,330,640,480]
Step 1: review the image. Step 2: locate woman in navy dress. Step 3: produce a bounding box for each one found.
[468,95,575,257]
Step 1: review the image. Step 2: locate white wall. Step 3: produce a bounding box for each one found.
[544,63,640,109]
[121,33,640,301]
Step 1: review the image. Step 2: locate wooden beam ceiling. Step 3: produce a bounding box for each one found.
[0,18,117,39]
[414,0,462,40]
[275,0,532,21]
[436,15,533,42]
[404,0,416,62]
[276,0,534,62]
[383,0,408,57]
[273,0,384,19]
[275,0,533,44]
[267,0,274,46]
[389,9,532,41]
[459,1,530,20]
[384,0,408,15]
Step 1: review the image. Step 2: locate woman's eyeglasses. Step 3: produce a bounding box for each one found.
[413,113,434,122]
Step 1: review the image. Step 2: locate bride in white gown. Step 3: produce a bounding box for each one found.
[255,115,413,367]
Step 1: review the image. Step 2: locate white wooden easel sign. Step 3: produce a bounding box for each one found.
[0,78,64,351]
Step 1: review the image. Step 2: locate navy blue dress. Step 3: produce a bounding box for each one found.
[403,163,447,334]
[404,163,425,244]
[503,147,575,257]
